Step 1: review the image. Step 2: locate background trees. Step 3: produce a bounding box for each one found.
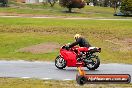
[48,0,58,7]
[0,0,8,7]
[59,0,86,12]
[120,0,132,15]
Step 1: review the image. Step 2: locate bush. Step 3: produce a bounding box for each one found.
[0,0,8,7]
[59,0,86,12]
[120,0,132,15]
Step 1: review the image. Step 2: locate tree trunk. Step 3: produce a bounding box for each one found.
[48,0,56,7]
[68,8,72,13]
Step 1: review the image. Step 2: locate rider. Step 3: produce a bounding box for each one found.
[66,34,91,61]
[68,34,91,48]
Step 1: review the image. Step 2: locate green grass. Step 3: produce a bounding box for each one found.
[0,17,132,63]
[0,78,132,88]
[0,32,72,61]
[0,1,129,18]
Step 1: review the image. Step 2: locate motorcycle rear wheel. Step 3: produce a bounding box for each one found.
[86,56,100,70]
[55,55,66,69]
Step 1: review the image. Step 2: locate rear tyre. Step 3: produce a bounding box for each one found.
[86,56,100,70]
[55,55,66,69]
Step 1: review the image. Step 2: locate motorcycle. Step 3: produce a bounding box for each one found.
[55,44,101,70]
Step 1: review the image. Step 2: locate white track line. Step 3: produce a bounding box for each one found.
[41,78,53,80]
[21,77,31,79]
[63,79,74,81]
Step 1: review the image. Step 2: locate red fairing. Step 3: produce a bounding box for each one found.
[55,45,101,69]
[60,49,77,67]
[72,47,88,55]
[77,47,88,52]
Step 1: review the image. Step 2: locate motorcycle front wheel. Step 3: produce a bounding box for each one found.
[86,55,100,70]
[55,55,66,69]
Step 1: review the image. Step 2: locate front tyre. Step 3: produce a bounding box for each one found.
[86,56,100,70]
[55,55,66,69]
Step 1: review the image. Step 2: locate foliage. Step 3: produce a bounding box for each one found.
[120,0,132,15]
[110,0,121,13]
[0,0,8,7]
[87,0,121,7]
[59,0,86,12]
[48,0,58,7]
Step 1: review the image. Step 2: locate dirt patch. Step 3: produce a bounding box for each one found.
[105,38,132,52]
[17,43,60,54]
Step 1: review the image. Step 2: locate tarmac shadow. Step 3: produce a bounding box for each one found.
[55,67,99,73]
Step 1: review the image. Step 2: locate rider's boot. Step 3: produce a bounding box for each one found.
[77,52,83,62]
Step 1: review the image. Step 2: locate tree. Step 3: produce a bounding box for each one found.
[103,0,110,7]
[0,0,8,7]
[86,0,98,6]
[93,0,98,6]
[120,0,132,15]
[110,0,121,13]
[48,0,58,7]
[85,0,90,5]
[59,0,86,12]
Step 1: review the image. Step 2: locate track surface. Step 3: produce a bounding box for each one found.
[0,60,132,81]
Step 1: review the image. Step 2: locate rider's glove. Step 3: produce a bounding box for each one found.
[65,45,70,50]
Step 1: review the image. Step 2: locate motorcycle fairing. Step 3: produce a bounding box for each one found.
[60,49,77,67]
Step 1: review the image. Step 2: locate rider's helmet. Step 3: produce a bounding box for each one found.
[74,34,81,40]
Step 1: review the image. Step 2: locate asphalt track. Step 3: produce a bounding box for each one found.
[0,60,132,82]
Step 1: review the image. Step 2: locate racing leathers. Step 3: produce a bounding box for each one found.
[69,37,91,48]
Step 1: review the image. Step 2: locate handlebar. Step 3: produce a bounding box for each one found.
[61,45,70,50]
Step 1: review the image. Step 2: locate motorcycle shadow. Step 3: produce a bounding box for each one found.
[56,67,99,72]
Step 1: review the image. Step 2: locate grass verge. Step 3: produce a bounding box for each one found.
[0,78,132,88]
[0,17,132,63]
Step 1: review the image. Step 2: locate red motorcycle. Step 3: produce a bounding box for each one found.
[55,44,101,70]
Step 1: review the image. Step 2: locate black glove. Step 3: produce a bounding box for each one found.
[65,45,70,50]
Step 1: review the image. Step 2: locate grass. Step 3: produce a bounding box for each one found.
[0,78,132,88]
[0,1,129,18]
[0,32,72,61]
[0,17,132,64]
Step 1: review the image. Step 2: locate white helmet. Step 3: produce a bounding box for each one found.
[74,34,81,39]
